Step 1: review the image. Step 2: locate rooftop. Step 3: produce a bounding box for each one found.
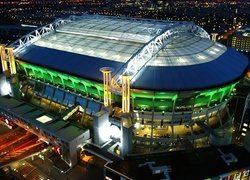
[233,26,250,38]
[106,145,250,180]
[0,96,87,142]
[13,15,249,91]
[55,125,87,142]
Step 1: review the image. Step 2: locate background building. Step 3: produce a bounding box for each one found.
[228,27,250,52]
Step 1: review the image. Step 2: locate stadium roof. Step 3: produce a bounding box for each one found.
[12,15,249,91]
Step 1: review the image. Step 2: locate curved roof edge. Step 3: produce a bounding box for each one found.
[131,48,249,92]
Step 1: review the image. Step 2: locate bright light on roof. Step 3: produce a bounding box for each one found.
[14,15,227,69]
[179,57,188,63]
[198,55,206,60]
[36,115,53,123]
[208,50,216,55]
[214,48,220,52]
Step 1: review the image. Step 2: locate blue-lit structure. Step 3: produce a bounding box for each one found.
[0,15,249,164]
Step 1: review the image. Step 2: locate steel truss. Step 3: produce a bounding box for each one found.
[9,19,72,53]
[9,15,210,88]
[9,14,171,53]
[112,22,210,85]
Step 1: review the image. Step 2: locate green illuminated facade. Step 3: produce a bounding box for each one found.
[17,60,237,113]
[3,14,249,160]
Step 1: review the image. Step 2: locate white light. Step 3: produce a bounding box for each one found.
[88,50,94,55]
[98,122,111,142]
[198,55,206,60]
[241,133,246,136]
[36,115,53,123]
[214,48,220,52]
[1,81,11,96]
[101,52,107,56]
[134,122,140,129]
[242,128,247,132]
[208,50,216,55]
[39,138,49,144]
[110,125,121,139]
[114,55,120,59]
[77,48,82,52]
[179,57,187,63]
[56,44,63,48]
[136,112,140,121]
[243,123,248,127]
[21,24,37,28]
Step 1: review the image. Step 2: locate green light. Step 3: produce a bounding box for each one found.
[17,61,103,98]
[16,60,238,112]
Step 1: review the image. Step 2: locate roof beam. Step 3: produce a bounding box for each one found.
[112,23,210,86]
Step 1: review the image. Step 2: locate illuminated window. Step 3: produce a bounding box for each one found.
[36,115,53,123]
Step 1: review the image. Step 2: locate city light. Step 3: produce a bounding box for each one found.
[98,122,111,142]
[0,80,11,96]
[134,122,140,129]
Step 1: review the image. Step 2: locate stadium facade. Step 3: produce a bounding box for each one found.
[0,15,249,165]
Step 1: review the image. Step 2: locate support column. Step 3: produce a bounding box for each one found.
[207,94,213,107]
[211,33,218,41]
[205,111,209,125]
[31,81,37,100]
[0,45,8,75]
[121,114,133,156]
[39,84,46,105]
[171,97,177,138]
[59,91,66,113]
[6,48,16,75]
[150,97,155,147]
[217,108,223,126]
[122,75,130,113]
[219,90,226,103]
[226,105,232,125]
[4,47,20,99]
[100,67,113,107]
[49,87,56,110]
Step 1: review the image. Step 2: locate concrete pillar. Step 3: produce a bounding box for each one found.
[121,113,133,156]
[93,110,110,146]
[211,33,218,41]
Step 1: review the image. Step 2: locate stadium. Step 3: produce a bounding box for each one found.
[0,15,249,165]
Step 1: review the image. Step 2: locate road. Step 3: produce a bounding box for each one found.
[0,125,47,167]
